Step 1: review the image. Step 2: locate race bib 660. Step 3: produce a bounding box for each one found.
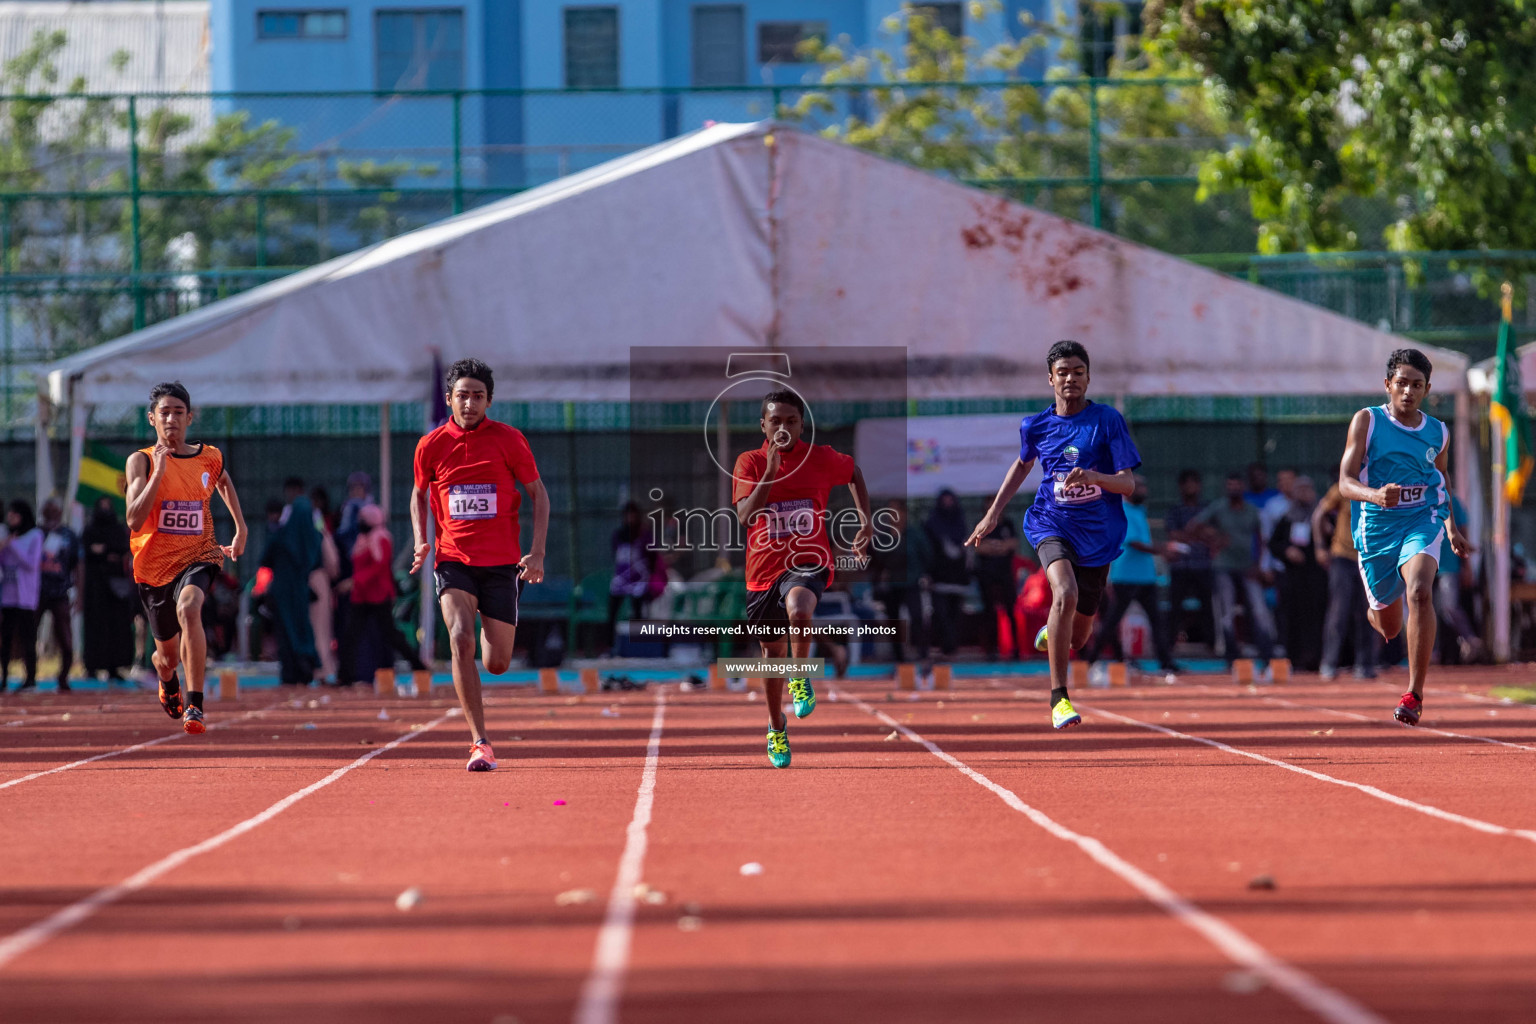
[448,484,497,520]
[157,501,204,535]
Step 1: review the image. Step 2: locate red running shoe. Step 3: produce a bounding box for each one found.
[159,680,183,720]
[466,740,497,772]
[182,705,206,735]
[1393,692,1422,726]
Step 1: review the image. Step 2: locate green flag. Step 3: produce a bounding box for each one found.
[1492,283,1533,506]
[76,441,128,516]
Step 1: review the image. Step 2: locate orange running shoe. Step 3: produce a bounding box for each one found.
[466,740,497,772]
[159,679,183,720]
[182,705,206,734]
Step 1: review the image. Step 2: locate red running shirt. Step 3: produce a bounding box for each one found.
[414,418,540,567]
[733,440,856,591]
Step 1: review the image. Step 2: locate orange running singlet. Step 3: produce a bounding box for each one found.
[129,443,225,586]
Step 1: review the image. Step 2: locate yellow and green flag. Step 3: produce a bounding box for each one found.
[1492,283,1534,506]
[76,442,128,516]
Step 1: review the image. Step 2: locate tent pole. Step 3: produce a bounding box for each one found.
[34,390,55,509]
[65,387,86,519]
[1490,412,1511,663]
[379,403,391,518]
[1453,391,1472,510]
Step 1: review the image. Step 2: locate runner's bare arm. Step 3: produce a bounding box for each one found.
[847,464,873,560]
[734,445,782,524]
[966,457,1035,547]
[518,477,550,583]
[1063,466,1135,496]
[215,470,248,560]
[409,483,431,574]
[1338,409,1398,507]
[1435,447,1473,557]
[125,448,167,532]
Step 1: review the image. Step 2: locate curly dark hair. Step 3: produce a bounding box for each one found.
[446,358,495,401]
[1386,348,1432,382]
[1046,339,1090,374]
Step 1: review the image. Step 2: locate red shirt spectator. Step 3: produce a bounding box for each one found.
[413,418,539,567]
[732,440,855,591]
[350,505,396,604]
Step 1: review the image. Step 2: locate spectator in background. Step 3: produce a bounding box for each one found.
[335,471,374,556]
[870,500,917,661]
[1194,472,1277,669]
[342,503,424,683]
[1,500,43,692]
[921,489,969,658]
[332,472,374,685]
[1164,469,1215,648]
[1268,475,1325,671]
[1244,462,1277,508]
[1313,479,1378,679]
[36,498,81,691]
[308,485,342,682]
[609,501,654,631]
[81,497,136,683]
[1435,494,1483,664]
[1093,474,1177,674]
[972,515,1020,660]
[262,478,321,686]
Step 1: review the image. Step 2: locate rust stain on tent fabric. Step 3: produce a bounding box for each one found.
[960,198,1105,298]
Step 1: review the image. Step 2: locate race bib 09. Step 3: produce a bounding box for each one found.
[1053,475,1103,506]
[157,501,204,535]
[448,484,497,520]
[765,498,815,539]
[1392,485,1428,509]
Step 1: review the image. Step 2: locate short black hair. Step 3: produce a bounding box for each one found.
[761,389,806,419]
[7,499,35,533]
[1387,348,1433,382]
[446,358,495,401]
[283,476,305,494]
[1177,468,1202,485]
[149,381,191,411]
[1226,472,1243,483]
[1046,340,1090,374]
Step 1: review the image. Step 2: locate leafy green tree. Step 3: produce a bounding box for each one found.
[1146,0,1536,274]
[790,1,1253,254]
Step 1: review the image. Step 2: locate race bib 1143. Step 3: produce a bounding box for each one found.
[448,484,497,520]
[157,501,204,535]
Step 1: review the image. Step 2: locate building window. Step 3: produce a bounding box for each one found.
[565,7,620,88]
[693,5,745,86]
[257,9,347,40]
[376,10,465,91]
[757,20,826,64]
[1080,1,1143,77]
[908,3,963,38]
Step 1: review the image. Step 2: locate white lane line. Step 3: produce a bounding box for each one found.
[0,702,285,792]
[837,690,1388,1024]
[1229,690,1536,754]
[574,694,667,1024]
[1080,703,1536,844]
[0,709,459,970]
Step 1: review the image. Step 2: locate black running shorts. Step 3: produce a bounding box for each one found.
[138,563,218,643]
[433,561,521,625]
[746,568,830,630]
[1033,536,1111,617]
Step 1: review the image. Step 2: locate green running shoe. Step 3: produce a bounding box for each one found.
[1051,696,1082,730]
[787,676,816,719]
[766,723,791,768]
[1034,625,1050,652]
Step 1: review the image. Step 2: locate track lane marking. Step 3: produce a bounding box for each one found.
[0,709,458,970]
[837,689,1388,1024]
[574,693,667,1024]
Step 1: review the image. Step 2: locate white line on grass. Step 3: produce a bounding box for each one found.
[1080,703,1536,844]
[837,690,1388,1024]
[574,694,668,1024]
[0,709,459,970]
[0,702,285,792]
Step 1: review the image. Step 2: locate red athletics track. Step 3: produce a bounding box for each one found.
[2,667,1535,1023]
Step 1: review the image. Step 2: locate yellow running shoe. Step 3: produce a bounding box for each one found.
[766,724,791,768]
[1051,696,1082,730]
[1034,625,1049,652]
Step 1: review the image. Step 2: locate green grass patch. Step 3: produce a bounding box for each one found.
[1489,687,1536,705]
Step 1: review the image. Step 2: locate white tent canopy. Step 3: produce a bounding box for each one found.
[49,119,1466,409]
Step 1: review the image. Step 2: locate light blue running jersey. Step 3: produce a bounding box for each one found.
[1351,403,1448,563]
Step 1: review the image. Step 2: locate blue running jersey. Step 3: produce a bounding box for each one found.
[1019,401,1142,567]
[1351,403,1449,558]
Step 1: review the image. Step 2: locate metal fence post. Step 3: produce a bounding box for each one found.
[452,90,464,215]
[1087,79,1102,230]
[127,96,145,330]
